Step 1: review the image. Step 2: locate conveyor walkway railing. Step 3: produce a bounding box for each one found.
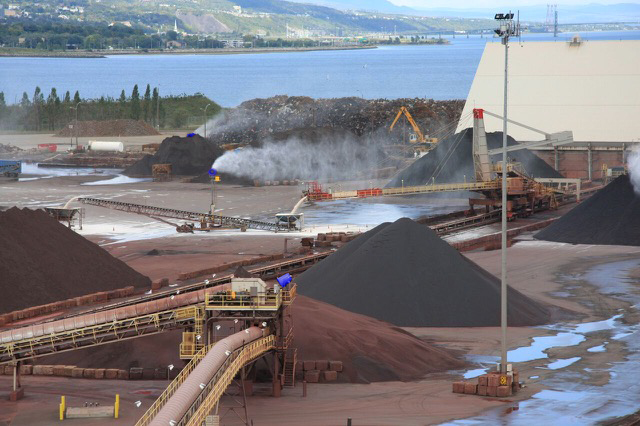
[308,180,501,201]
[136,342,213,426]
[181,335,276,426]
[0,305,201,363]
[11,252,325,328]
[136,333,276,426]
[77,197,280,231]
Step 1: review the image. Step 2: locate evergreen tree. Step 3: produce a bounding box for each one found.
[63,91,71,124]
[118,89,127,119]
[46,88,60,130]
[20,92,30,108]
[73,90,81,104]
[130,84,140,120]
[151,87,159,127]
[0,92,5,117]
[143,84,151,122]
[33,87,44,131]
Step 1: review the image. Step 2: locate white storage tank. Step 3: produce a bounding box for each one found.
[87,141,124,153]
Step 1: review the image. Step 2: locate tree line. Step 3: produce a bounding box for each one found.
[0,85,219,131]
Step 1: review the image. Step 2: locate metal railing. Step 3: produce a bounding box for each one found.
[282,284,297,305]
[77,197,280,231]
[204,285,296,311]
[326,180,501,200]
[182,335,276,426]
[136,343,213,426]
[0,306,200,363]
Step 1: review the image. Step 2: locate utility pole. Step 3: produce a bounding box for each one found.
[201,103,211,138]
[156,86,160,131]
[494,11,519,375]
[70,101,82,148]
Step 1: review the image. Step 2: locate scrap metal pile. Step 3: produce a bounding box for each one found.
[208,96,464,147]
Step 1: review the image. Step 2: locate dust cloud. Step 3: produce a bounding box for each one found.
[628,146,640,195]
[212,133,381,182]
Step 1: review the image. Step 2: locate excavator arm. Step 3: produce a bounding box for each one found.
[389,107,426,143]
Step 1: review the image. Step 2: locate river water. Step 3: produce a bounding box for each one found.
[1,30,638,107]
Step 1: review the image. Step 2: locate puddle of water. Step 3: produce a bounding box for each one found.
[573,315,622,333]
[82,175,152,185]
[449,258,640,425]
[463,369,488,379]
[529,375,539,379]
[587,344,607,353]
[507,333,585,363]
[546,357,581,370]
[19,163,121,180]
[302,197,464,226]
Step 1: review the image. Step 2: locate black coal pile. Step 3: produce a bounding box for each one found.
[297,218,550,327]
[386,130,562,187]
[208,96,464,147]
[124,134,223,176]
[535,174,640,246]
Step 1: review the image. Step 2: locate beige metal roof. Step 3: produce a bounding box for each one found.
[457,40,640,143]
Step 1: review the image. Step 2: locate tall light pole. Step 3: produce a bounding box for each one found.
[70,101,82,148]
[201,103,211,138]
[494,11,519,375]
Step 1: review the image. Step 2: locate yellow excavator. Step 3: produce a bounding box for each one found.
[389,106,438,156]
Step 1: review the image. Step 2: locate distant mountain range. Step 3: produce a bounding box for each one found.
[288,0,640,23]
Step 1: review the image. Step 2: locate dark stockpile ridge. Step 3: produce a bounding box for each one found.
[0,208,150,314]
[124,134,224,176]
[535,174,640,246]
[208,96,463,147]
[297,218,549,327]
[386,130,562,187]
[54,119,159,137]
[292,295,464,383]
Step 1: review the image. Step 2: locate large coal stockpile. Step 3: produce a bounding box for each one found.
[386,130,562,187]
[0,208,150,314]
[292,295,463,383]
[124,134,223,176]
[297,218,549,327]
[535,175,640,246]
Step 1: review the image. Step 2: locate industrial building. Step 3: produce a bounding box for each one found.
[458,39,640,178]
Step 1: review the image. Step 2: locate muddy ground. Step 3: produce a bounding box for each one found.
[0,171,638,425]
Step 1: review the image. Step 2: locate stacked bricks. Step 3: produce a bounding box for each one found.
[452,370,520,397]
[151,278,169,290]
[15,365,131,380]
[0,286,135,326]
[300,360,343,383]
[178,253,285,281]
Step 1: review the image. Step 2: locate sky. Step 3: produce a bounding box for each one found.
[389,0,640,8]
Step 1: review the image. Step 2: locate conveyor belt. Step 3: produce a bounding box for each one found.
[137,328,275,426]
[77,197,281,231]
[12,251,329,328]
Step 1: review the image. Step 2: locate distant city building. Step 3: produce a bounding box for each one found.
[223,40,244,48]
[166,40,184,49]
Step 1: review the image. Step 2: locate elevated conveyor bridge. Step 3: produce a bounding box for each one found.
[77,197,282,231]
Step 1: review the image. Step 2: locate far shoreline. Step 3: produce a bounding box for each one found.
[0,45,379,59]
